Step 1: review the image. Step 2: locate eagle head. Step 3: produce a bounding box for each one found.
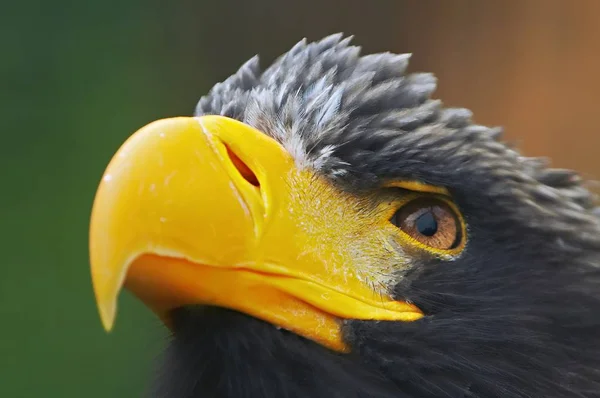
[89,34,600,397]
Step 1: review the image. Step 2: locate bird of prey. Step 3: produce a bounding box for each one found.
[89,34,600,397]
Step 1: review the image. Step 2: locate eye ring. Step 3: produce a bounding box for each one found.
[390,197,464,252]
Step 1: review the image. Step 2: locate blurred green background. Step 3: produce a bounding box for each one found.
[3,1,599,396]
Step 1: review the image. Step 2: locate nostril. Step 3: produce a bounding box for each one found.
[226,145,260,187]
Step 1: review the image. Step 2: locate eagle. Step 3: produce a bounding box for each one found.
[89,34,600,397]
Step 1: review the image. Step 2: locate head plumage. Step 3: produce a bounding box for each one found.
[195,34,599,237]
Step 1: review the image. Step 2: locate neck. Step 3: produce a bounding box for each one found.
[150,307,398,398]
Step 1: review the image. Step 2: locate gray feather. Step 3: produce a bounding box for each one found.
[194,34,600,248]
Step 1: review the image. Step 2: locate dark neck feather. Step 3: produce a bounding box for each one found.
[151,307,399,398]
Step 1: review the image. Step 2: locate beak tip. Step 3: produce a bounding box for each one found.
[98,302,116,332]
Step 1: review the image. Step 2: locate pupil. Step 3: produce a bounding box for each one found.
[416,211,437,236]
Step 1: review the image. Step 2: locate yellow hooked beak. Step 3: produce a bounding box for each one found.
[90,115,422,352]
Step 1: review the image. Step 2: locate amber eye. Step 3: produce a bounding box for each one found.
[390,198,462,250]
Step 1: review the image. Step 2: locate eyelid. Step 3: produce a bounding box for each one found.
[382,180,450,196]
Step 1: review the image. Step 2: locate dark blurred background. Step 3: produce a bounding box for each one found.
[2,1,599,396]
